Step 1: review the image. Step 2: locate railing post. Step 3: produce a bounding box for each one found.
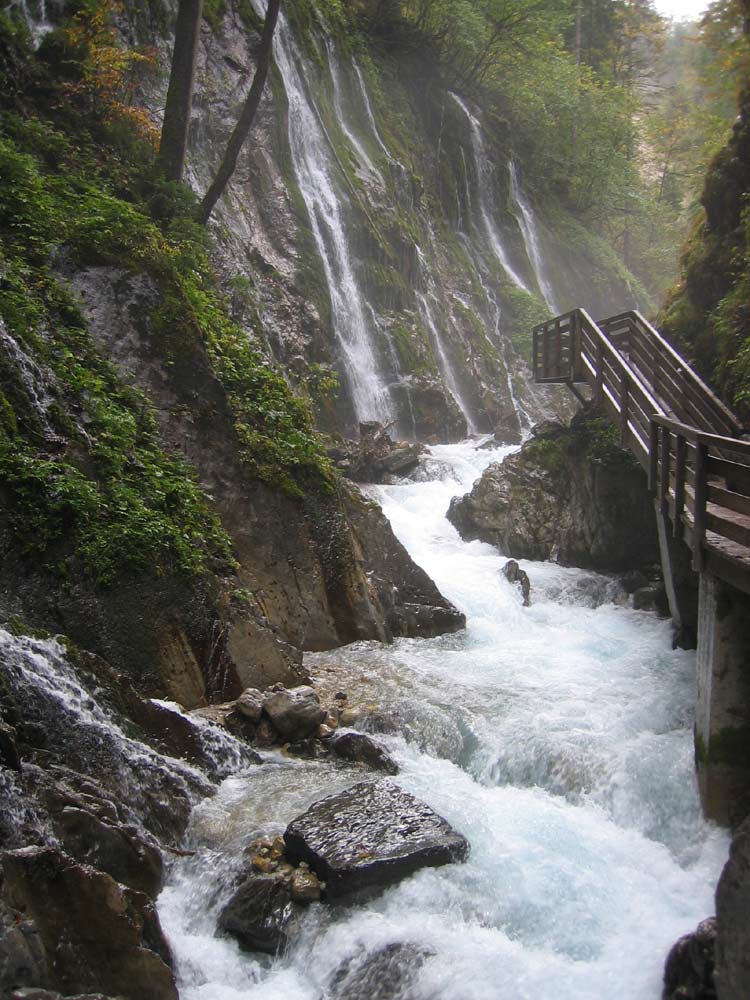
[659,424,671,511]
[542,320,549,379]
[693,439,708,572]
[653,340,661,402]
[649,418,659,494]
[673,433,686,538]
[595,339,604,403]
[572,311,582,382]
[620,380,630,447]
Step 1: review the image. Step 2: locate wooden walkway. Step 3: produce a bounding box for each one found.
[532,309,750,595]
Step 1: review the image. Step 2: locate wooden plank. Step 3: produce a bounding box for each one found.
[707,484,750,518]
[709,457,750,494]
[706,505,750,550]
[673,434,686,538]
[659,425,671,505]
[693,441,709,572]
[649,421,659,494]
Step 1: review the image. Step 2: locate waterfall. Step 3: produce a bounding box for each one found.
[508,160,560,313]
[352,61,398,167]
[0,321,60,438]
[325,40,382,183]
[414,240,478,433]
[450,94,531,293]
[0,628,252,840]
[252,1,395,428]
[157,441,728,999]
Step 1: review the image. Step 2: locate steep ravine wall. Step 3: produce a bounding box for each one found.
[146,0,649,444]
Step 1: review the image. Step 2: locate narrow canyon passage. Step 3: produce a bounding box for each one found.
[158,441,728,1000]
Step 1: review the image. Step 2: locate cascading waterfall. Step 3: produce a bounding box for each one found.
[157,442,728,1000]
[448,95,536,433]
[352,61,400,168]
[414,239,478,433]
[325,40,382,183]
[252,0,394,427]
[450,94,531,294]
[508,160,560,313]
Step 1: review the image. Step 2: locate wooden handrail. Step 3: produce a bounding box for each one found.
[533,308,750,594]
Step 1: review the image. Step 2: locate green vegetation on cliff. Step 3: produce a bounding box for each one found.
[0,10,333,586]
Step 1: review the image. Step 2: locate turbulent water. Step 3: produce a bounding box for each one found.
[158,441,728,1000]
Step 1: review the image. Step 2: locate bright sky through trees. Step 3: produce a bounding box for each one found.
[653,0,708,19]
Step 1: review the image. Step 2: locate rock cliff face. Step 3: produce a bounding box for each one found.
[136,0,644,444]
[447,408,659,574]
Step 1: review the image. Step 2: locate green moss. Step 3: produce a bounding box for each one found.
[502,284,550,362]
[202,0,227,31]
[0,31,335,585]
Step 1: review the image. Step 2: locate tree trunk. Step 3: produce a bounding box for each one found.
[158,0,203,183]
[197,0,282,224]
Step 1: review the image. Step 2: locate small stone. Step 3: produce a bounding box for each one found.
[290,868,321,903]
[236,688,264,722]
[251,855,276,874]
[263,686,326,740]
[326,730,399,774]
[271,836,286,859]
[334,692,347,702]
[318,724,334,739]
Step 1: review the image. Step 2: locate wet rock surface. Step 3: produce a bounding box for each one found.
[715,816,750,1000]
[325,730,399,774]
[502,559,531,606]
[663,917,717,1000]
[217,874,301,955]
[447,408,660,574]
[326,941,434,1000]
[263,685,327,740]
[1,847,177,1000]
[283,780,469,900]
[328,422,425,483]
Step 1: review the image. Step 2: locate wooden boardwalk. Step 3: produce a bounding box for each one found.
[532,309,750,595]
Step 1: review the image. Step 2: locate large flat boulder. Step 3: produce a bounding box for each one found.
[283,780,468,900]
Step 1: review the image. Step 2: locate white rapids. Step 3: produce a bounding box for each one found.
[158,440,728,1000]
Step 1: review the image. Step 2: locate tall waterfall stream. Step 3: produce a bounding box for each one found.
[155,441,728,999]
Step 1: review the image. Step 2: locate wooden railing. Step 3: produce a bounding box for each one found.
[598,311,742,438]
[651,416,750,590]
[533,308,661,468]
[533,308,750,594]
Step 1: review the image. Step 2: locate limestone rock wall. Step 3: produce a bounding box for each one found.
[447,407,660,574]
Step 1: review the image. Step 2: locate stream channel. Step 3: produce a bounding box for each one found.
[159,439,729,1000]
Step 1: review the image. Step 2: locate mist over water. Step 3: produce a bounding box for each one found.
[158,441,728,1000]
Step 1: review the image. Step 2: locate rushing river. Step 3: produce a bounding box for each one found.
[158,440,728,1000]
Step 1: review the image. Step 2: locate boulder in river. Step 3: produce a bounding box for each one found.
[283,780,469,900]
[327,941,434,1000]
[662,917,716,999]
[217,873,302,955]
[262,685,327,740]
[715,815,750,999]
[502,559,531,606]
[325,730,399,774]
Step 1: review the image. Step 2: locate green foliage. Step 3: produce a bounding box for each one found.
[0,24,334,584]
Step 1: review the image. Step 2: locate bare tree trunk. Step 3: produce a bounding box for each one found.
[197,0,282,224]
[158,0,203,183]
